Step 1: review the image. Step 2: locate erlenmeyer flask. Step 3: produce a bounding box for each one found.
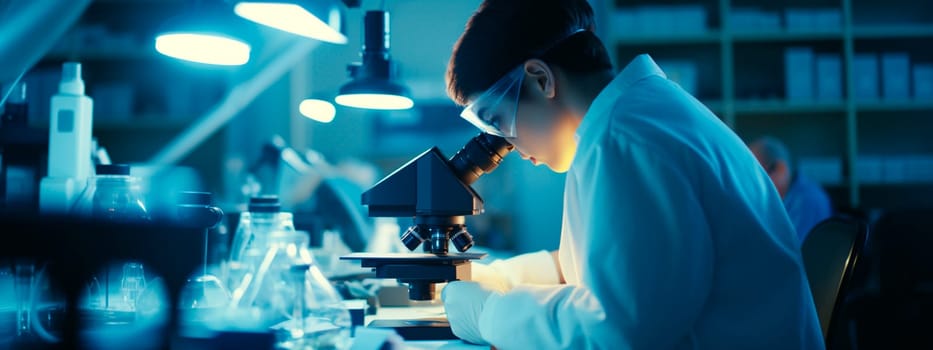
[227,230,351,349]
[272,264,352,350]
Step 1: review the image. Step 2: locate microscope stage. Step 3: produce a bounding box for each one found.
[340,252,487,300]
[340,252,487,266]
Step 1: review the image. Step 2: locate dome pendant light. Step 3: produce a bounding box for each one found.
[155,2,254,66]
[335,10,413,110]
[233,0,348,44]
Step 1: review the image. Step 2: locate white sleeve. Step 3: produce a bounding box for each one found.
[476,250,561,289]
[478,137,715,349]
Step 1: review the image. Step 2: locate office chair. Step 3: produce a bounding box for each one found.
[801,216,869,348]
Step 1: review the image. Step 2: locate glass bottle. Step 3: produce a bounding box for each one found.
[74,164,153,323]
[77,164,150,222]
[226,195,295,292]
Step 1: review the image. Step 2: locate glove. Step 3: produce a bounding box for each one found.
[470,250,561,293]
[441,281,496,345]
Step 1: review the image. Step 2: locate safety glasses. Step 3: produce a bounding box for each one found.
[459,65,526,138]
[458,29,586,138]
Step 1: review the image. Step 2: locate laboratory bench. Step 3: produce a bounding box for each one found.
[167,303,484,350]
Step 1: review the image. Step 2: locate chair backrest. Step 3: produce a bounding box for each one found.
[801,216,869,339]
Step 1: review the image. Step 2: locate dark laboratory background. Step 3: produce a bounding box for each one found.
[0,0,932,349]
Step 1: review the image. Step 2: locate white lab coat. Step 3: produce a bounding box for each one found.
[476,55,825,349]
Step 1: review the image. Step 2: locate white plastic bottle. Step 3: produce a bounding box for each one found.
[39,62,95,214]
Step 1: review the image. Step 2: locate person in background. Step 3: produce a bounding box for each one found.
[748,136,833,243]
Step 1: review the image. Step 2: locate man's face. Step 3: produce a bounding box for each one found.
[509,79,579,173]
[464,60,580,173]
[750,144,790,196]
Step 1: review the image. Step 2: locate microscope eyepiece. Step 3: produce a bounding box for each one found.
[448,133,514,185]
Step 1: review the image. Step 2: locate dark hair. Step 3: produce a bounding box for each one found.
[446,0,614,106]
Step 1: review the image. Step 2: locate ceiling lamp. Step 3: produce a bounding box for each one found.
[233,0,347,44]
[335,10,413,110]
[299,98,337,123]
[155,2,254,66]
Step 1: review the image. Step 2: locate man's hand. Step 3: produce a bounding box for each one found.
[441,281,496,345]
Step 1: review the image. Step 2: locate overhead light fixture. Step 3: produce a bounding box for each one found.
[299,98,336,123]
[233,0,348,44]
[335,10,413,110]
[156,34,250,66]
[155,2,255,66]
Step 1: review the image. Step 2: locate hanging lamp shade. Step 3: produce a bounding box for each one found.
[233,0,347,44]
[335,10,413,110]
[155,2,256,66]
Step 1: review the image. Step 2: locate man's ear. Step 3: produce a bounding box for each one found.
[524,59,556,99]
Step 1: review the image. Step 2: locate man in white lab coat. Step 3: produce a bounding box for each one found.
[440,0,825,349]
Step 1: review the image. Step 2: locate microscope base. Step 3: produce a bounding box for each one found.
[368,318,456,340]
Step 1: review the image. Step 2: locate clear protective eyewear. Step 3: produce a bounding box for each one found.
[459,29,586,138]
[459,65,526,138]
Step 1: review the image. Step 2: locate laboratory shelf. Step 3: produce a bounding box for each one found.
[94,119,193,131]
[731,31,844,42]
[601,0,933,210]
[614,32,722,45]
[45,48,158,61]
[733,100,848,114]
[855,102,933,112]
[858,181,933,187]
[93,0,187,3]
[32,119,193,131]
[853,24,933,39]
[858,184,933,210]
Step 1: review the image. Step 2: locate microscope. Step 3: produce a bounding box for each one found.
[341,133,513,301]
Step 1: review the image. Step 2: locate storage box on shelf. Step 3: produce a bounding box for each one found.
[857,155,933,185]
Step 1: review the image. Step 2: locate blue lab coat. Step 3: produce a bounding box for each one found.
[475,55,825,349]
